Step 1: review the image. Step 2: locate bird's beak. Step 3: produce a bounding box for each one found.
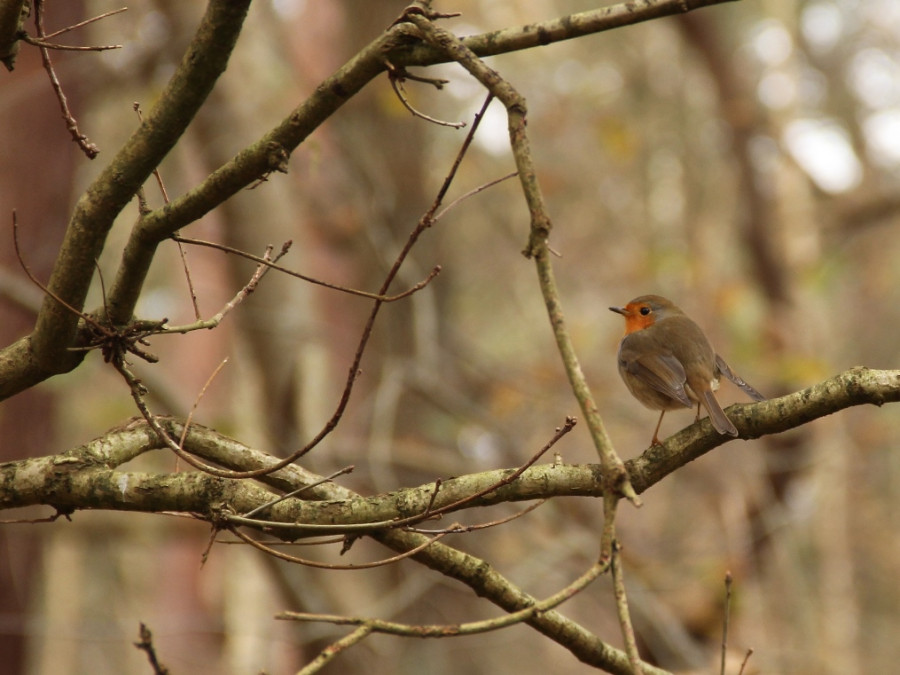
[609,306,627,316]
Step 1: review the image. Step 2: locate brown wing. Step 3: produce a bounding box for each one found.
[619,343,694,408]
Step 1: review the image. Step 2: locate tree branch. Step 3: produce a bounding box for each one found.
[391,0,741,67]
[0,0,739,403]
[3,368,896,523]
[0,0,252,400]
[3,366,894,674]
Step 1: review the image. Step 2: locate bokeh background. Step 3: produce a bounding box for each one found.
[2,1,900,673]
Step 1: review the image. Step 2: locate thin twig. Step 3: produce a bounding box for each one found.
[176,358,229,462]
[41,6,127,39]
[134,623,169,675]
[385,60,466,128]
[433,171,518,223]
[215,535,346,547]
[430,92,494,213]
[242,465,355,519]
[32,0,100,158]
[408,500,544,534]
[246,86,500,472]
[296,625,374,675]
[20,34,121,51]
[225,512,411,534]
[721,571,733,675]
[172,234,440,303]
[421,416,575,518]
[738,649,754,675]
[611,541,643,674]
[13,211,107,333]
[423,478,442,516]
[161,243,286,333]
[228,499,544,539]
[133,102,201,319]
[279,557,608,635]
[224,418,571,536]
[230,526,448,570]
[0,512,71,525]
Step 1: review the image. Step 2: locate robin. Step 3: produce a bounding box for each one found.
[609,294,764,446]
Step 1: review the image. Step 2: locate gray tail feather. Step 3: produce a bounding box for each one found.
[715,354,765,402]
[702,390,738,437]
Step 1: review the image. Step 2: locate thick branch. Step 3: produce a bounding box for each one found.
[102,25,409,325]
[2,366,893,674]
[0,0,252,400]
[0,0,738,403]
[3,368,896,520]
[391,0,740,66]
[103,0,739,347]
[627,366,900,492]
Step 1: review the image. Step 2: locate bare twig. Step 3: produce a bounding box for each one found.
[738,649,754,675]
[160,243,284,333]
[721,571,733,675]
[32,0,100,158]
[279,557,608,636]
[433,171,518,223]
[408,500,545,534]
[172,234,440,303]
[420,416,575,518]
[20,34,121,51]
[0,511,71,525]
[385,60,466,128]
[133,102,201,319]
[242,465,355,519]
[13,211,92,323]
[134,623,169,675]
[611,542,642,674]
[429,92,494,212]
[230,526,448,570]
[223,84,504,479]
[296,625,374,675]
[225,417,571,537]
[41,6,127,39]
[176,357,229,460]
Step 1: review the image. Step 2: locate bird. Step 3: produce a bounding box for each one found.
[609,294,765,446]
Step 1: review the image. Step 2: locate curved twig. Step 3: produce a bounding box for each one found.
[229,526,448,570]
[171,235,441,303]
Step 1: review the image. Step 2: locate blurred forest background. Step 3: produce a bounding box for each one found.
[2,0,900,673]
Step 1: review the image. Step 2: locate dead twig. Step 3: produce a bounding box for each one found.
[295,625,373,675]
[172,234,440,303]
[133,623,169,675]
[611,541,643,674]
[223,418,571,537]
[229,526,448,570]
[31,0,103,158]
[408,500,545,534]
[241,465,355,519]
[385,59,466,128]
[279,557,608,636]
[133,102,201,320]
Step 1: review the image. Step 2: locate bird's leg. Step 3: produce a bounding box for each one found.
[650,410,666,446]
[695,402,701,421]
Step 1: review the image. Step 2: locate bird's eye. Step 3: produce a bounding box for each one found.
[639,306,651,316]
